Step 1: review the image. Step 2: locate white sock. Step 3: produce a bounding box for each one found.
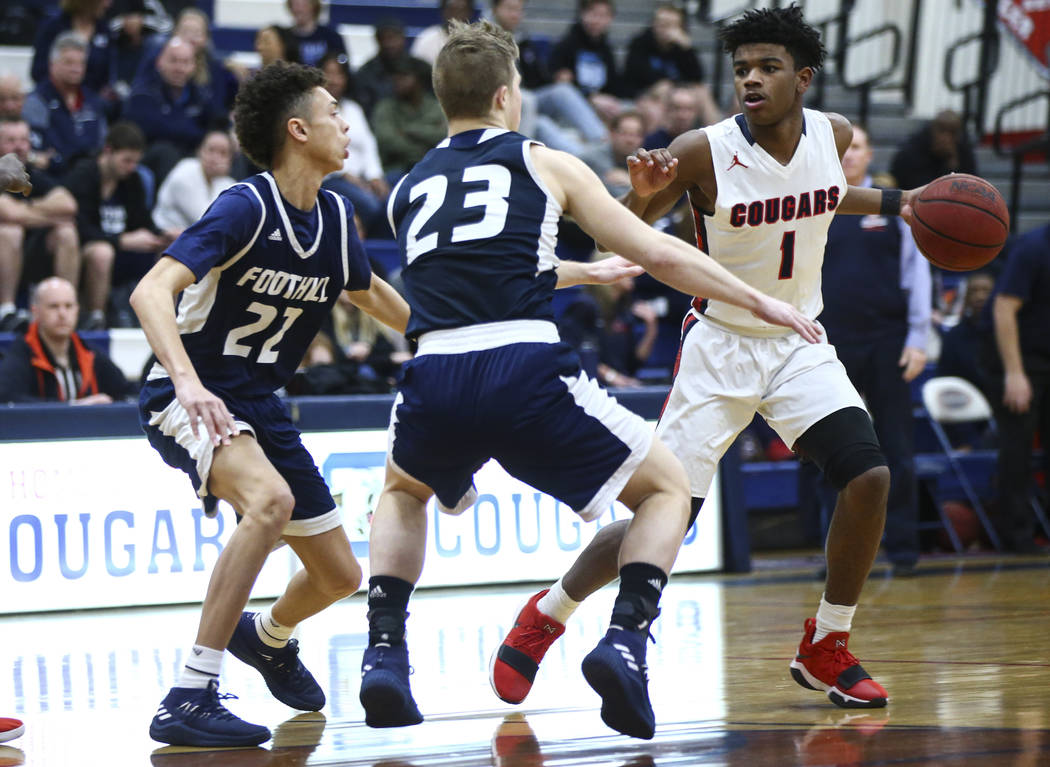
[813,594,857,643]
[255,607,294,648]
[177,645,224,689]
[0,303,14,317]
[536,579,580,624]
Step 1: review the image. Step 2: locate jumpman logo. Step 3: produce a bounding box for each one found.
[726,153,749,171]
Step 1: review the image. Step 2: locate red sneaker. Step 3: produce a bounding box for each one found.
[789,618,888,708]
[489,590,565,704]
[0,718,23,743]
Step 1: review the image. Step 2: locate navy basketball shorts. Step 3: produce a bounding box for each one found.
[139,377,339,536]
[388,326,653,521]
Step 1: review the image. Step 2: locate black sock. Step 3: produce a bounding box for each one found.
[610,562,667,633]
[367,575,414,647]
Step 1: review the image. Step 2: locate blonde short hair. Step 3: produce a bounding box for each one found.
[433,20,519,120]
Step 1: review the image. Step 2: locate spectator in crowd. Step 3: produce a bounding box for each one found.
[634,80,668,135]
[890,109,977,190]
[23,33,107,178]
[0,276,134,403]
[355,18,431,116]
[0,74,26,120]
[0,117,80,331]
[811,124,932,575]
[152,129,235,233]
[936,270,996,394]
[123,35,222,185]
[255,23,300,68]
[624,3,720,125]
[989,223,1050,554]
[63,122,173,330]
[643,84,700,149]
[318,52,388,236]
[371,59,447,181]
[31,0,114,97]
[550,0,622,121]
[489,0,609,163]
[594,110,645,194]
[110,0,166,101]
[171,8,240,114]
[286,0,346,68]
[558,252,659,389]
[411,0,475,65]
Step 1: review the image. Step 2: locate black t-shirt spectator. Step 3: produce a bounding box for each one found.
[996,224,1050,368]
[890,124,978,189]
[623,27,704,99]
[549,21,620,97]
[63,156,159,250]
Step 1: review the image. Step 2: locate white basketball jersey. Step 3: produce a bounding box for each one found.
[692,108,847,334]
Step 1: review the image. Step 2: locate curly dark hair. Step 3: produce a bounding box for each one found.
[233,61,326,169]
[718,4,826,72]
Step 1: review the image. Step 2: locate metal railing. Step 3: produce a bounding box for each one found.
[942,1,999,138]
[993,89,1050,226]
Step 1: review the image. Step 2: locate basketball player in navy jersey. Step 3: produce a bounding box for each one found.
[131,63,415,748]
[491,6,930,713]
[357,20,823,740]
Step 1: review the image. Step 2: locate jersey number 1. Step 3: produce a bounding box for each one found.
[404,164,511,262]
[778,231,795,280]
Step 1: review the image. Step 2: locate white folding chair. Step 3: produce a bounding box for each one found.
[920,376,1002,551]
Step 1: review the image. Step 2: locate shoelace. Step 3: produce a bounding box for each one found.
[513,626,562,655]
[267,640,305,678]
[831,645,860,669]
[183,682,242,721]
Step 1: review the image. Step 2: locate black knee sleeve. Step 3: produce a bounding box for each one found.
[688,497,704,529]
[794,407,887,491]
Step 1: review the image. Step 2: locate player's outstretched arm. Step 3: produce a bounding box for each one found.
[345,274,411,334]
[130,256,239,445]
[825,112,927,219]
[555,256,644,288]
[532,145,822,343]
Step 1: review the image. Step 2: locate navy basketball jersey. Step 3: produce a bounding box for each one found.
[387,128,561,339]
[151,172,372,397]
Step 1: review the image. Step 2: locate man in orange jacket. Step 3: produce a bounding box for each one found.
[0,276,133,403]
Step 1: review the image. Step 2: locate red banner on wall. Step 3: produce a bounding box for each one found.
[998,0,1050,76]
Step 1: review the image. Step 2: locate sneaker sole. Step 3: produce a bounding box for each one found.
[789,660,888,709]
[581,646,655,740]
[227,635,325,712]
[359,670,423,728]
[0,724,24,743]
[149,720,271,747]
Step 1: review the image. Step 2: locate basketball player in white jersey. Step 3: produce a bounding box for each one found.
[491,5,929,712]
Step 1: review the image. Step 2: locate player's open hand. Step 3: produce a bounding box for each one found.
[585,255,644,285]
[175,379,240,447]
[898,346,927,382]
[0,152,32,196]
[627,148,678,198]
[751,296,823,343]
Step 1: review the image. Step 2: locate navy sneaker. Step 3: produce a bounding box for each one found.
[149,680,271,746]
[359,643,423,728]
[581,629,655,740]
[227,612,325,711]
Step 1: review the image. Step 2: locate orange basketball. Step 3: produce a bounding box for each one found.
[910,174,1009,271]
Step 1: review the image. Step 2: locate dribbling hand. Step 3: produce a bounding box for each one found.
[627,148,678,198]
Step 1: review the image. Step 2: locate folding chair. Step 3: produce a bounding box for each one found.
[919,376,1002,551]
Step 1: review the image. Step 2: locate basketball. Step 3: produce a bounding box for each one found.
[936,501,982,551]
[910,174,1009,271]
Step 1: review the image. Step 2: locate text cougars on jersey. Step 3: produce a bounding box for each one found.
[729,186,841,228]
[235,266,331,302]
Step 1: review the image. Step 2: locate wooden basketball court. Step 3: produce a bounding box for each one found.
[2,554,1048,766]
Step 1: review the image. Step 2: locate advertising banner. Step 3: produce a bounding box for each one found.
[1,428,721,614]
[999,0,1050,75]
